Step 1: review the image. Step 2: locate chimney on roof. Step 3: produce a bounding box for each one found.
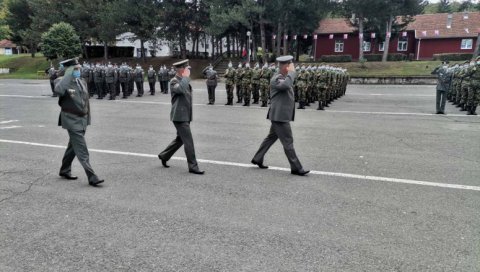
[446,13,453,29]
[463,11,469,20]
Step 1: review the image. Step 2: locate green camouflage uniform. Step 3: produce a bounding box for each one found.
[242,67,253,106]
[224,67,235,105]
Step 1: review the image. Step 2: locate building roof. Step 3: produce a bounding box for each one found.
[316,12,480,39]
[407,12,480,39]
[316,18,356,34]
[0,39,16,48]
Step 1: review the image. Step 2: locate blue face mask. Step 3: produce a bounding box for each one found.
[72,70,81,78]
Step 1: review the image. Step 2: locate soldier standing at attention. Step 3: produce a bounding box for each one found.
[251,63,261,104]
[118,63,129,99]
[168,66,176,80]
[242,62,253,106]
[205,66,218,105]
[105,63,117,100]
[224,61,235,106]
[259,63,270,107]
[465,58,480,115]
[251,56,309,176]
[235,63,243,103]
[54,59,104,187]
[431,62,451,114]
[134,64,145,97]
[47,64,58,97]
[158,65,169,94]
[93,63,105,100]
[114,63,121,97]
[147,65,157,95]
[158,60,204,175]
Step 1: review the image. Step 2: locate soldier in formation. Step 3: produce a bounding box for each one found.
[158,65,169,94]
[224,61,235,106]
[235,63,243,103]
[446,57,480,115]
[147,65,157,95]
[204,65,218,105]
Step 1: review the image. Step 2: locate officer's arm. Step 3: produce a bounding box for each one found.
[54,67,74,96]
[271,71,296,91]
[171,78,190,94]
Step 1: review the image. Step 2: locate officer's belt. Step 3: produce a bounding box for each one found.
[62,108,87,117]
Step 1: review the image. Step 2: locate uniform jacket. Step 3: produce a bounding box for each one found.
[267,71,296,122]
[205,70,218,87]
[431,66,451,91]
[170,75,193,122]
[54,67,91,131]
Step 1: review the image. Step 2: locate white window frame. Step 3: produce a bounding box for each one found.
[378,42,385,52]
[335,40,344,53]
[362,41,371,52]
[461,39,473,50]
[397,38,408,52]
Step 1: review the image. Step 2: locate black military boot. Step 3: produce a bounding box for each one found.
[460,104,467,111]
[261,101,267,107]
[297,102,305,109]
[471,106,477,115]
[466,106,473,115]
[317,101,324,110]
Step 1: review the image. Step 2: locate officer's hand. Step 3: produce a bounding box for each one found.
[182,68,191,78]
[287,63,295,72]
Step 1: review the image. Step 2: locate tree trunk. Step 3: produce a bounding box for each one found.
[181,36,187,59]
[260,19,267,63]
[192,37,196,57]
[382,16,393,62]
[211,35,215,60]
[82,43,89,60]
[30,43,36,58]
[140,39,146,63]
[220,38,223,55]
[276,22,282,56]
[196,34,200,57]
[283,32,288,55]
[358,16,364,62]
[473,32,480,58]
[104,43,108,61]
[227,35,231,58]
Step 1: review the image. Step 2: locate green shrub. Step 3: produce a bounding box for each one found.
[363,53,407,62]
[432,53,473,61]
[319,55,352,62]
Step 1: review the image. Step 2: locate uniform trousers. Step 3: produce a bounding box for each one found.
[436,89,447,113]
[159,122,199,172]
[60,129,99,183]
[207,85,216,104]
[252,121,303,172]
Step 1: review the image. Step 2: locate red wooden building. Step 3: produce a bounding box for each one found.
[314,12,480,61]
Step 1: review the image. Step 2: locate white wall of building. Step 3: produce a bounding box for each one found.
[115,32,230,58]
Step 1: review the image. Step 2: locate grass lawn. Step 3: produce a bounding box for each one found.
[0,54,458,79]
[313,61,447,77]
[0,54,51,79]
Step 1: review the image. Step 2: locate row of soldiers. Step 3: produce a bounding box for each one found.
[446,57,480,115]
[47,63,176,99]
[223,61,349,109]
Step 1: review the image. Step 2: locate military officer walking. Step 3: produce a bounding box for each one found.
[54,59,104,186]
[158,60,204,175]
[251,56,309,176]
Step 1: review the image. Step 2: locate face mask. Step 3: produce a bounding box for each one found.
[72,70,81,78]
[228,64,232,68]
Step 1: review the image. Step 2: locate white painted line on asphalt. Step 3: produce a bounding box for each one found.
[0,94,48,99]
[1,138,479,192]
[328,110,477,117]
[347,93,435,97]
[2,94,477,118]
[0,120,19,124]
[0,126,22,130]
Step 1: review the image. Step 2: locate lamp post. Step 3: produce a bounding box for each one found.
[247,31,251,63]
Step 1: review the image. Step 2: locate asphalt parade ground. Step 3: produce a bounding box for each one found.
[1,79,479,271]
